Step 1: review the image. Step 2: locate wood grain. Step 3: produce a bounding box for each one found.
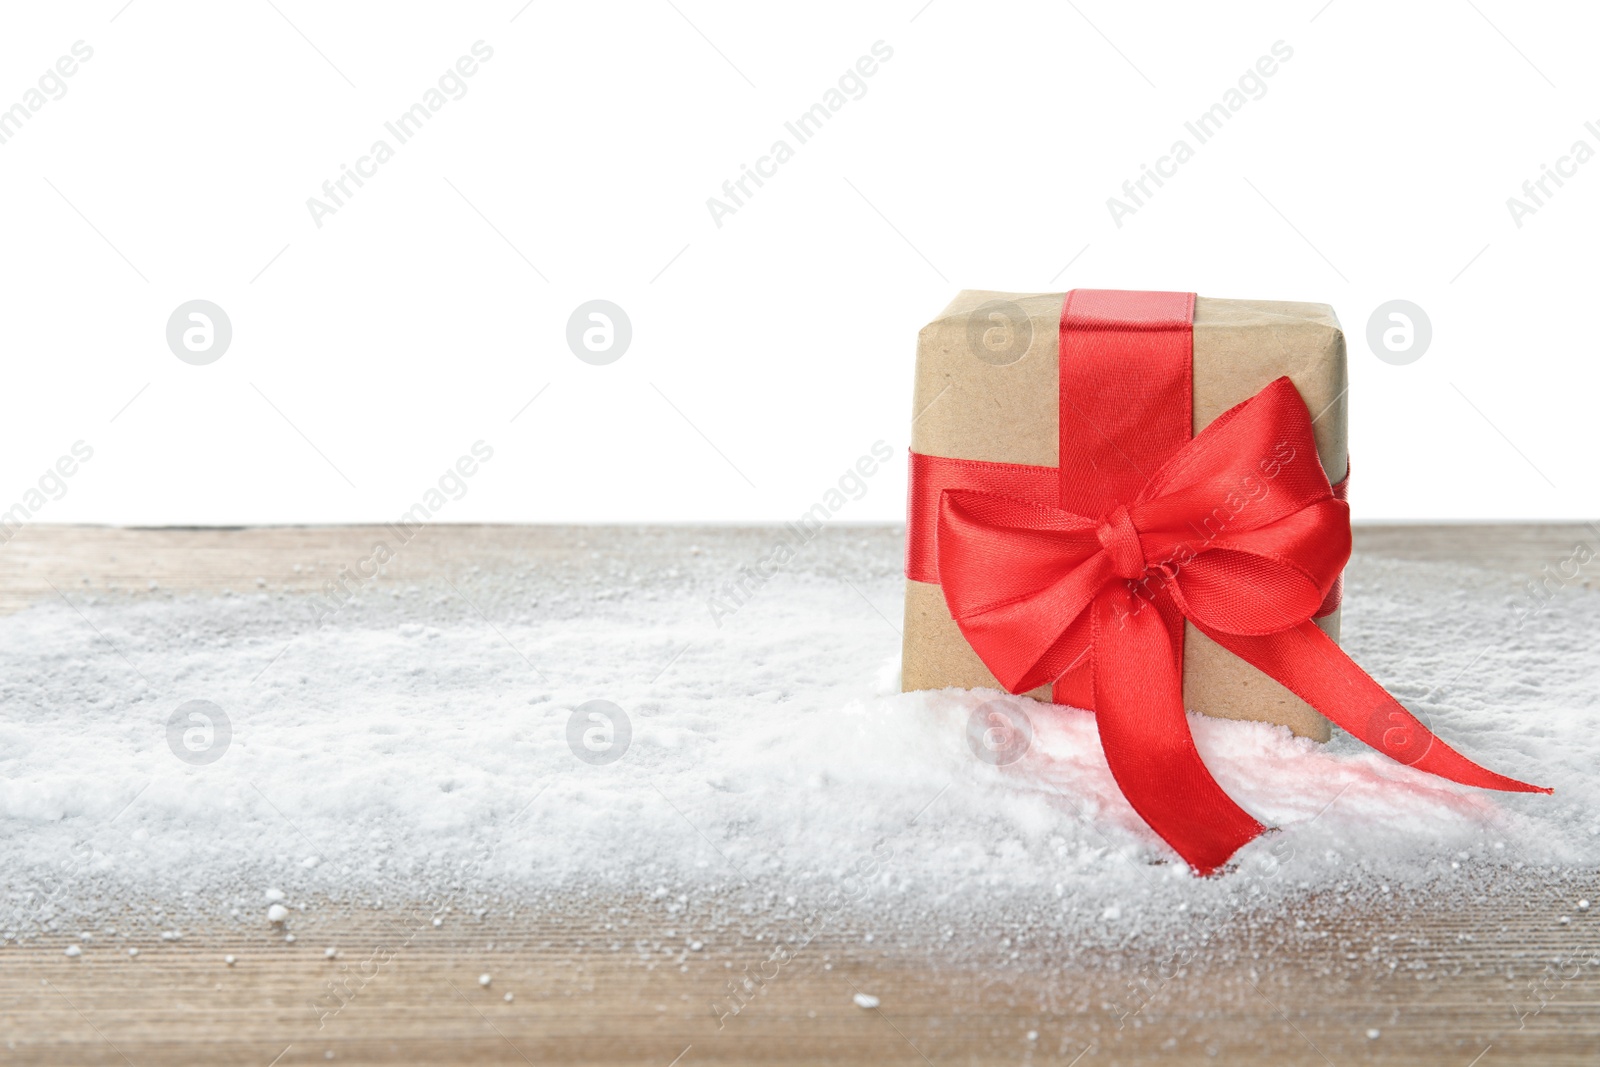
[1,523,1597,1065]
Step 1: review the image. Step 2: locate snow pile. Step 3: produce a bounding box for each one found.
[0,527,1593,939]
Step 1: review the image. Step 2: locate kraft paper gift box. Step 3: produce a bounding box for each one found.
[901,291,1348,742]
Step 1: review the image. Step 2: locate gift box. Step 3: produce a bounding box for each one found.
[898,289,1541,873]
[903,290,1349,740]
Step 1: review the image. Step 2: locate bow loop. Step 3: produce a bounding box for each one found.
[932,369,1547,874]
[917,291,1546,875]
[1167,497,1352,635]
[940,379,1349,649]
[1129,377,1338,542]
[936,489,1107,694]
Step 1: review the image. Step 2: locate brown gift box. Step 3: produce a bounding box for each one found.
[901,291,1348,741]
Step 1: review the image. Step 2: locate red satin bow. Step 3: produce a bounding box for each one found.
[922,297,1546,875]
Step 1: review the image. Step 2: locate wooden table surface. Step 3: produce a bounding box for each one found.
[1,523,1596,1066]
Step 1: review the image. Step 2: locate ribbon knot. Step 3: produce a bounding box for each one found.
[930,374,1549,875]
[1095,504,1146,580]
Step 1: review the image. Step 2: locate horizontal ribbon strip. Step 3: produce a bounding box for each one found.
[905,289,1546,874]
[906,450,1349,620]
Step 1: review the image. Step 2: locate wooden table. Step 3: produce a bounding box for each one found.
[1,524,1596,1065]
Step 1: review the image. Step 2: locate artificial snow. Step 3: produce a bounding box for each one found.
[0,526,1594,944]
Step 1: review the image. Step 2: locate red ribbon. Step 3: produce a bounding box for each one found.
[907,289,1547,874]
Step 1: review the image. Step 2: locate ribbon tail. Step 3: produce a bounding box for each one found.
[1202,620,1550,795]
[1091,587,1266,875]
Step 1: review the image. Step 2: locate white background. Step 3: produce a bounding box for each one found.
[1,0,1595,525]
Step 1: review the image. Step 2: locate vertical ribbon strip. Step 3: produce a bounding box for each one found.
[909,290,1547,873]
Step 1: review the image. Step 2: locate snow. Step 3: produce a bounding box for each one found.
[0,526,1594,944]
